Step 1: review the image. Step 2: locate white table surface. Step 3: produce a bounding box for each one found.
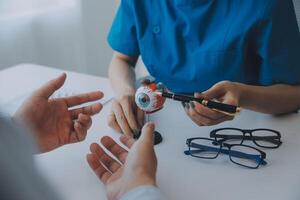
[1,64,300,200]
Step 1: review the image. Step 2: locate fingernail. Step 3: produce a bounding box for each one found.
[185,103,190,109]
[141,79,151,85]
[145,122,155,129]
[133,130,141,140]
[194,92,203,98]
[190,102,195,108]
[133,129,140,135]
[157,82,163,90]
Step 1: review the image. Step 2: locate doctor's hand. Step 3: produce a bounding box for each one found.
[183,81,240,126]
[87,122,157,200]
[108,94,144,136]
[13,73,103,153]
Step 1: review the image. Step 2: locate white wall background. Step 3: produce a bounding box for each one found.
[0,0,118,76]
[0,0,299,77]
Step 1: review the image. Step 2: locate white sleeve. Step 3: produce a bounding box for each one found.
[120,186,166,200]
[0,115,62,200]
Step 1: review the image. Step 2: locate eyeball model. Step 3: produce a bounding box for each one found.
[135,82,166,113]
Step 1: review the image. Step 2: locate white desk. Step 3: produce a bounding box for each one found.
[1,64,300,200]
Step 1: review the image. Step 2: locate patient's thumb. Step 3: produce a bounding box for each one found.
[139,122,155,146]
[35,73,66,98]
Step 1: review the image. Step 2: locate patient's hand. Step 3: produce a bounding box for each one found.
[87,122,157,200]
[14,73,103,153]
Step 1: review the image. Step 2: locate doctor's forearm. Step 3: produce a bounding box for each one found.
[239,84,300,115]
[108,52,138,97]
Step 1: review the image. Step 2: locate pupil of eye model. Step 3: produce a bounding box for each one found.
[138,93,150,107]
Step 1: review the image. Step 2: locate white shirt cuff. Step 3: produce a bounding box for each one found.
[120,185,166,200]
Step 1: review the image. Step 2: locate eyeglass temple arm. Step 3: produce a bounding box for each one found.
[185,143,267,165]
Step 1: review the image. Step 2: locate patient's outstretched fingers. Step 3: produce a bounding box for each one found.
[86,153,111,184]
[120,135,135,149]
[65,91,103,107]
[101,136,128,164]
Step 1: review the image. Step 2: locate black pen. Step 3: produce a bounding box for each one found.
[155,91,241,116]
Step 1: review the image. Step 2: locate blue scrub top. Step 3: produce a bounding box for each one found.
[108,0,300,93]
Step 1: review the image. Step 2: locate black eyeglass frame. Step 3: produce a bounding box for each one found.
[185,137,267,169]
[210,128,282,149]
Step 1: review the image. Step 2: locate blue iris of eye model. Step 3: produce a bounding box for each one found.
[137,93,150,109]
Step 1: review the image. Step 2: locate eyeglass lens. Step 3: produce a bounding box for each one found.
[214,129,244,145]
[215,129,280,148]
[251,130,280,148]
[188,138,263,168]
[229,145,262,168]
[189,138,220,159]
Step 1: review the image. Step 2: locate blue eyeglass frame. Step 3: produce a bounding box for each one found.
[184,137,267,169]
